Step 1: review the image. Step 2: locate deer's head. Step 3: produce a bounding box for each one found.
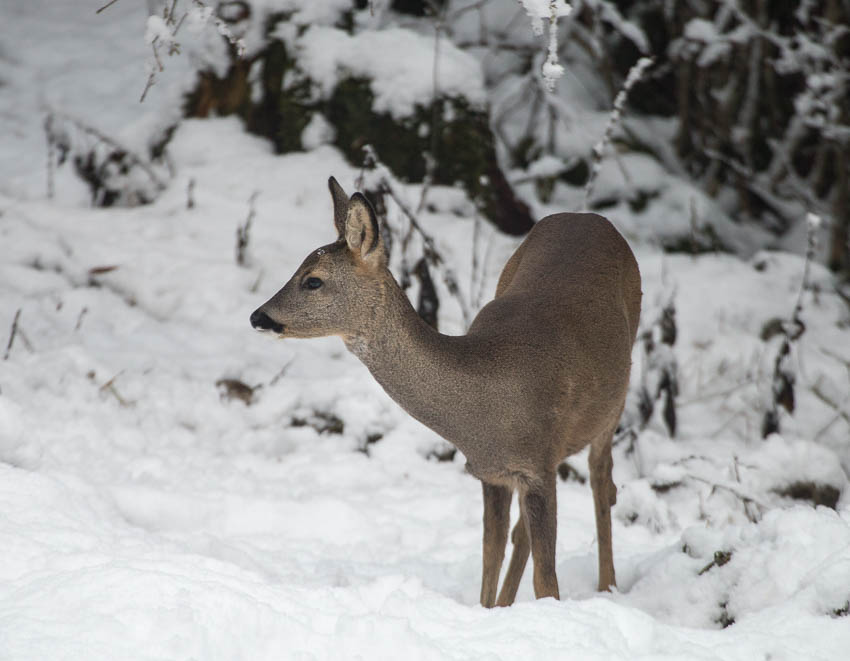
[250,177,388,340]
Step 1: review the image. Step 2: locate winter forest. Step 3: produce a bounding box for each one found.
[1,0,849,658]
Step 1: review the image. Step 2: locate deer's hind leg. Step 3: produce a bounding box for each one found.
[519,471,560,601]
[480,482,511,607]
[589,430,618,591]
[495,515,530,606]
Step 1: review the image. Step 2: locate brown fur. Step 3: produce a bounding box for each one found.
[252,177,641,606]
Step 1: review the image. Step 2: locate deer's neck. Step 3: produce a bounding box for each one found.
[344,277,480,446]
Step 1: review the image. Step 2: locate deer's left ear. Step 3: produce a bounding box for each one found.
[328,176,348,238]
[345,193,386,269]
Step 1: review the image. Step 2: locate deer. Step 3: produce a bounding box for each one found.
[251,177,641,607]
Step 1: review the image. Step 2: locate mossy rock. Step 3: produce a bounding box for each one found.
[326,77,532,235]
[183,58,253,119]
[248,38,314,154]
[660,222,729,254]
[184,35,315,155]
[775,481,841,510]
[327,78,426,180]
[183,25,533,234]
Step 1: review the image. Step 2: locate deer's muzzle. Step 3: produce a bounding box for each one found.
[250,309,284,334]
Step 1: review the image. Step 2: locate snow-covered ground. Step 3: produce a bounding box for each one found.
[1,2,849,659]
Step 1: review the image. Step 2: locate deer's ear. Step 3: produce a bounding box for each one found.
[328,176,348,238]
[345,193,386,268]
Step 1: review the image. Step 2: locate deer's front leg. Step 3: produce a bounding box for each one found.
[480,482,511,607]
[520,472,560,600]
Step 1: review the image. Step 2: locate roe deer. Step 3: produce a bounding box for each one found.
[251,177,641,606]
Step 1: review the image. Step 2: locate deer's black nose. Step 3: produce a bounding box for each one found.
[250,309,284,334]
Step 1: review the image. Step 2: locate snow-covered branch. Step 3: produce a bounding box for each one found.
[584,55,653,207]
[99,0,248,102]
[519,1,572,92]
[358,145,472,327]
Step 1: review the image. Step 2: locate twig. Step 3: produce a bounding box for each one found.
[150,37,164,73]
[476,226,496,309]
[139,69,157,104]
[686,473,767,520]
[4,309,21,360]
[584,56,653,208]
[812,382,850,426]
[703,146,829,224]
[822,346,850,369]
[698,550,733,576]
[677,378,755,407]
[95,0,120,14]
[361,149,440,260]
[268,358,296,387]
[45,114,55,199]
[140,34,165,103]
[99,372,131,407]
[418,5,447,215]
[470,212,482,309]
[449,0,487,22]
[709,409,749,439]
[74,307,88,332]
[236,191,258,267]
[360,145,471,326]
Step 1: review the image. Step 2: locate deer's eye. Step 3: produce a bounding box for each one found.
[304,276,323,290]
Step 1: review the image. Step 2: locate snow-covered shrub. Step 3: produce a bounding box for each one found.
[638,295,678,438]
[663,1,850,272]
[45,112,173,207]
[181,2,534,234]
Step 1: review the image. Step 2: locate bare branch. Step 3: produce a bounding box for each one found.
[268,358,296,387]
[4,309,21,361]
[360,146,471,326]
[44,114,55,199]
[584,56,653,208]
[236,191,259,267]
[686,473,768,519]
[74,307,88,332]
[99,372,132,407]
[95,0,121,14]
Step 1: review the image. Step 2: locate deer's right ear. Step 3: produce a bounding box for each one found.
[345,193,386,269]
[328,176,348,238]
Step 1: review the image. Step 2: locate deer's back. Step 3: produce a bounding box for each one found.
[465,213,640,458]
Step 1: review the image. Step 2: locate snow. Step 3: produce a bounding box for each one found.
[144,15,175,47]
[248,0,353,27]
[517,1,572,91]
[519,0,573,36]
[1,2,850,660]
[288,25,487,119]
[684,18,719,43]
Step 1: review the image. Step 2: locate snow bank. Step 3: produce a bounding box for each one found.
[624,506,850,630]
[289,26,487,118]
[3,114,850,661]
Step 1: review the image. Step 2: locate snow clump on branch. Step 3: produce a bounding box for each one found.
[519,0,572,92]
